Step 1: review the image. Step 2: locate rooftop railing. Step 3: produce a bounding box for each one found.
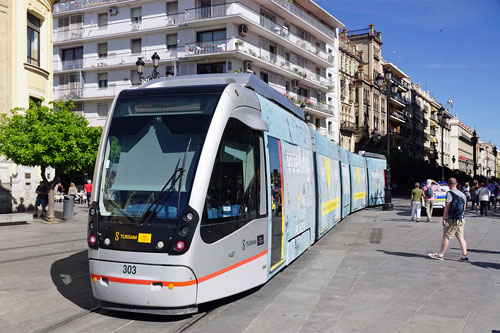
[54,0,129,13]
[269,0,336,38]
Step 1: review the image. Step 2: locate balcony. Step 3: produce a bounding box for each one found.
[184,39,229,55]
[54,48,180,72]
[54,85,122,101]
[55,0,129,13]
[269,0,336,38]
[389,94,406,108]
[54,14,184,43]
[284,92,334,115]
[389,110,406,123]
[340,121,357,133]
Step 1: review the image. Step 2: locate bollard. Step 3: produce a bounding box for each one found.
[63,195,75,220]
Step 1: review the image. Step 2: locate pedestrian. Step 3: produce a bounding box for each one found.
[84,179,93,208]
[423,179,439,222]
[478,182,491,216]
[471,180,479,212]
[462,182,471,205]
[34,180,48,218]
[429,177,468,261]
[410,182,425,222]
[487,181,496,211]
[68,182,78,198]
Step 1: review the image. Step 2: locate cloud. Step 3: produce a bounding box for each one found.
[422,63,500,69]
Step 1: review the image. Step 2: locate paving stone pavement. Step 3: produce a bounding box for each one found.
[0,198,499,332]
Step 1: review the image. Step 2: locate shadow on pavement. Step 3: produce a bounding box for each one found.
[51,250,262,321]
[451,248,500,255]
[376,250,430,259]
[50,250,98,310]
[469,262,500,270]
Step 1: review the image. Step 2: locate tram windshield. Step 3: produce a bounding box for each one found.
[98,92,221,223]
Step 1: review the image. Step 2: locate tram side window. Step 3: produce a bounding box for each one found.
[202,119,263,242]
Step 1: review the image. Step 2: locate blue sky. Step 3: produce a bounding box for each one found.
[316,0,500,147]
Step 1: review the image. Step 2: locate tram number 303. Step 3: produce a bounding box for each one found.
[123,265,137,274]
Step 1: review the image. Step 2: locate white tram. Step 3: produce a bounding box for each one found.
[88,74,386,315]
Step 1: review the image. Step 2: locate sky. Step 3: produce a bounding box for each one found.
[316,0,500,147]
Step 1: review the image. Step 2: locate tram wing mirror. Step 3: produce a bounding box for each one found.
[230,107,269,132]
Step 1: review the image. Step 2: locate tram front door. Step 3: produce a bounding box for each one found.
[268,137,284,271]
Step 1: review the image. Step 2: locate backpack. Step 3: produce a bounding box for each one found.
[425,186,433,198]
[448,191,465,221]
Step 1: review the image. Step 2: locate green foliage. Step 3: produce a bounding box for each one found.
[0,100,102,175]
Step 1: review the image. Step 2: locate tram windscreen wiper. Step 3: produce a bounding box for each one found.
[138,137,192,226]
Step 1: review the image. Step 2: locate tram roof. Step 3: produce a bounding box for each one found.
[137,74,305,120]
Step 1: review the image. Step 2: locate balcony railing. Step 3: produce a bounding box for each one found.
[390,110,406,122]
[54,87,83,100]
[282,92,334,115]
[54,47,181,72]
[184,39,229,55]
[54,0,130,13]
[340,121,357,133]
[60,59,83,71]
[269,0,336,38]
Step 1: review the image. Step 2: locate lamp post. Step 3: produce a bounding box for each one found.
[471,130,478,178]
[375,68,398,211]
[136,52,161,82]
[438,106,447,182]
[493,146,498,179]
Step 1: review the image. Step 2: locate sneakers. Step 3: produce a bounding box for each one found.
[33,214,37,218]
[427,218,432,222]
[429,252,444,260]
[459,256,469,262]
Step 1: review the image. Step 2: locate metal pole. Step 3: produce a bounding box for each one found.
[472,130,478,178]
[441,123,445,182]
[383,88,393,211]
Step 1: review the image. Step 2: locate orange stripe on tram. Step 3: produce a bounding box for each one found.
[91,249,268,287]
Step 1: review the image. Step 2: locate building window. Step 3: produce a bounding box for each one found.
[165,65,174,77]
[166,33,178,50]
[131,38,142,54]
[29,96,42,106]
[27,13,40,66]
[62,47,83,70]
[131,7,142,23]
[197,29,226,42]
[130,70,141,86]
[197,62,225,74]
[260,72,269,83]
[98,73,108,88]
[315,118,320,129]
[98,13,108,28]
[97,103,109,118]
[58,14,82,31]
[166,1,178,15]
[97,43,107,58]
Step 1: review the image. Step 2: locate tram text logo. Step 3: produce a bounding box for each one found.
[115,232,138,241]
[242,238,257,251]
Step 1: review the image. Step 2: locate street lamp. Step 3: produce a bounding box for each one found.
[471,130,478,178]
[493,146,498,179]
[438,106,447,182]
[375,68,398,211]
[136,52,161,82]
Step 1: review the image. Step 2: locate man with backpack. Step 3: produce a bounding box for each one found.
[429,178,468,262]
[423,179,439,222]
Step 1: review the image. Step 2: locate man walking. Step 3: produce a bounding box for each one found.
[423,179,439,222]
[84,179,93,208]
[410,182,425,222]
[34,180,48,218]
[478,182,490,216]
[429,178,468,261]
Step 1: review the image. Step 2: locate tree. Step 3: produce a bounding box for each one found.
[0,100,102,222]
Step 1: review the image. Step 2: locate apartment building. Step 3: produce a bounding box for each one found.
[478,142,496,179]
[0,0,58,212]
[430,101,451,168]
[338,30,361,152]
[52,0,343,142]
[410,83,432,161]
[383,61,410,153]
[449,117,474,175]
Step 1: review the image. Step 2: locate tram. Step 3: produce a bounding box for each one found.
[87,74,386,315]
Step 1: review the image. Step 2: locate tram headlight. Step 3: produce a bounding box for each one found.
[179,226,190,237]
[156,241,165,250]
[175,241,185,251]
[89,234,97,245]
[104,238,110,246]
[183,212,194,222]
